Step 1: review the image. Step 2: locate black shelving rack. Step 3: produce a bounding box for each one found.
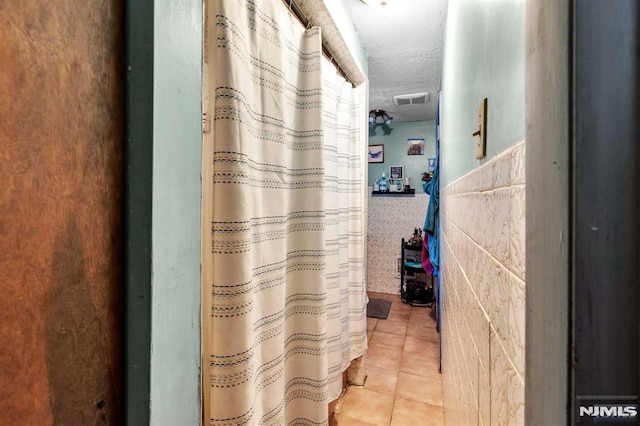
[399,238,434,306]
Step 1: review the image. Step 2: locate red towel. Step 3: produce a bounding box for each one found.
[421,235,434,275]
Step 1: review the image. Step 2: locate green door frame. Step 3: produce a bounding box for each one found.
[124,0,203,424]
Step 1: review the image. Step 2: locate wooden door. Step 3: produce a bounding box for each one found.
[0,1,124,423]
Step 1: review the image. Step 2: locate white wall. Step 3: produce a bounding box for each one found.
[366,121,435,296]
[439,0,526,423]
[367,191,430,295]
[367,120,436,187]
[150,0,202,424]
[440,0,525,187]
[441,142,525,425]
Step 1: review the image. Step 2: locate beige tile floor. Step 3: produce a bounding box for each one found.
[336,292,445,426]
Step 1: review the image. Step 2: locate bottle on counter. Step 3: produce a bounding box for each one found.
[373,179,380,191]
[379,173,388,192]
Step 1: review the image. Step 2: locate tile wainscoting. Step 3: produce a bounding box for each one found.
[440,141,525,425]
[367,189,430,295]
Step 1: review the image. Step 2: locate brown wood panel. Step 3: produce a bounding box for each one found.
[0,1,124,424]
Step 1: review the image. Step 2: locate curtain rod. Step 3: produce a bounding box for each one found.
[282,0,352,83]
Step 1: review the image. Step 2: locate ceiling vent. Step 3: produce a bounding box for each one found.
[393,92,430,106]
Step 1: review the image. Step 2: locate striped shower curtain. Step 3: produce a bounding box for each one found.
[320,56,367,397]
[203,1,367,424]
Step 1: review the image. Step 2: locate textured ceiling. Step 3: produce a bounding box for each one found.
[344,0,448,122]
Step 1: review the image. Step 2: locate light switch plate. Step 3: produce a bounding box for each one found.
[475,97,487,159]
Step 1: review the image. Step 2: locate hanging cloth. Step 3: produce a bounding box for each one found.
[203,1,367,424]
[423,152,440,275]
[421,234,435,275]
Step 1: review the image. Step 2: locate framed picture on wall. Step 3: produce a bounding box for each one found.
[389,166,404,179]
[407,138,425,155]
[368,144,384,163]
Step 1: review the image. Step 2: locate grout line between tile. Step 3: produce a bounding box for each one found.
[444,217,525,284]
[442,223,526,386]
[441,140,526,195]
[441,223,491,322]
[364,292,445,425]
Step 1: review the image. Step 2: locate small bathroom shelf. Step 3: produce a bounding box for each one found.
[371,189,415,197]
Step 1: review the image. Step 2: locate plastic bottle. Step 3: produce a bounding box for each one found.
[379,173,388,192]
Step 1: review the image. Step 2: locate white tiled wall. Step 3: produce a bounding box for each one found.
[441,142,525,425]
[366,190,430,295]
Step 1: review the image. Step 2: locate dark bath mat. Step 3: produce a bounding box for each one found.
[366,298,392,319]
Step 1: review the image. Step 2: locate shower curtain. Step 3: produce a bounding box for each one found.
[320,56,367,397]
[204,1,367,424]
